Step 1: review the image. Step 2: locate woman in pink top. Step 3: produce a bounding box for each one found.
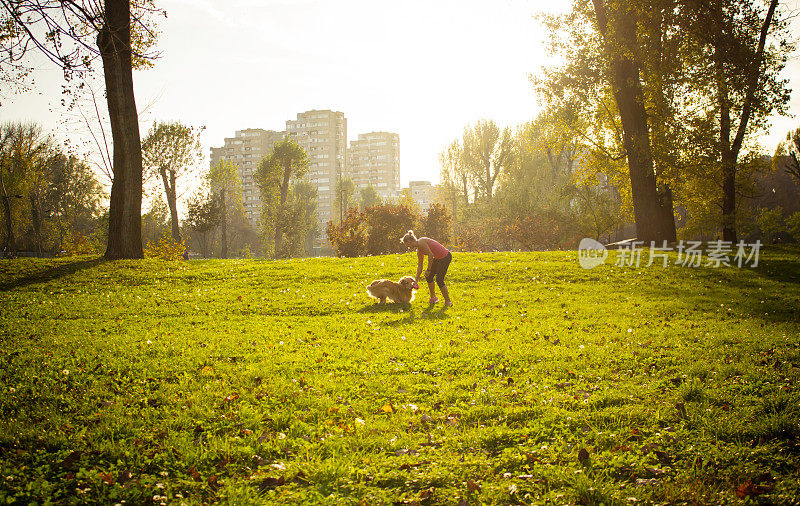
[401,230,453,306]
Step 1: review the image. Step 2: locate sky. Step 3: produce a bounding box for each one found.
[2,0,799,191]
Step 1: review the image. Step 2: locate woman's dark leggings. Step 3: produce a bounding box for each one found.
[426,252,452,288]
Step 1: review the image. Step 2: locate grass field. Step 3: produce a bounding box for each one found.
[1,247,800,505]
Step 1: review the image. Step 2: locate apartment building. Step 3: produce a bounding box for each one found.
[348,132,400,198]
[210,112,403,254]
[408,180,437,210]
[286,110,347,227]
[209,128,285,226]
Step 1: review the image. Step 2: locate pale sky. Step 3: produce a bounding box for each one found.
[2,0,799,193]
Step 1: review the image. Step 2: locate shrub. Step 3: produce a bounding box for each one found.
[787,212,800,243]
[364,203,417,255]
[61,231,100,256]
[417,202,452,245]
[144,237,186,260]
[508,212,569,250]
[326,208,367,257]
[757,207,785,243]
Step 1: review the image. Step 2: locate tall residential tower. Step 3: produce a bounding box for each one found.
[286,110,347,227]
[209,128,285,226]
[348,132,400,198]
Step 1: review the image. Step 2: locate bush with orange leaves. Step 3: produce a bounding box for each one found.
[326,208,368,257]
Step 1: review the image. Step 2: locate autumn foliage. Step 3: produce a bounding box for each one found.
[325,208,368,258]
[326,203,452,257]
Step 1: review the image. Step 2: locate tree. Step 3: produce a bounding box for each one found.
[540,0,792,243]
[682,0,789,243]
[440,139,471,211]
[334,176,356,222]
[0,0,165,259]
[0,123,47,257]
[275,181,317,258]
[141,194,169,246]
[776,126,799,190]
[589,0,677,243]
[417,203,452,245]
[502,108,582,214]
[462,120,515,202]
[364,203,417,255]
[44,153,104,252]
[360,184,381,209]
[141,121,203,242]
[208,159,243,259]
[562,179,623,241]
[186,189,221,258]
[256,138,308,257]
[538,1,676,243]
[326,208,367,258]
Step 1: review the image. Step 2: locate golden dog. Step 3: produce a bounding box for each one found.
[366,276,417,304]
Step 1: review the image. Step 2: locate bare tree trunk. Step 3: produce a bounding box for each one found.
[220,189,228,259]
[274,172,291,258]
[160,168,181,242]
[30,193,42,256]
[99,0,143,259]
[715,0,777,243]
[1,198,13,258]
[592,0,676,243]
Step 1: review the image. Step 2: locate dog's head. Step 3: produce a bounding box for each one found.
[399,276,417,290]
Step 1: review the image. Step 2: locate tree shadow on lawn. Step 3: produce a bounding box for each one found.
[752,245,800,286]
[0,257,105,292]
[636,260,800,326]
[357,302,451,327]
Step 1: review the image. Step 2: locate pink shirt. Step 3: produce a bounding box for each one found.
[418,237,450,260]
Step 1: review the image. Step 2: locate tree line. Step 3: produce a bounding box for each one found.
[2,0,799,258]
[1,123,105,257]
[436,0,799,250]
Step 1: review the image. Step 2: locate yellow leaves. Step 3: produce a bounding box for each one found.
[380,403,396,414]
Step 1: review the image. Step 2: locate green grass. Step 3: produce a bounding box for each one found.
[1,247,799,505]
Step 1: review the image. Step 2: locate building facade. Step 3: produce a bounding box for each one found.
[408,180,437,210]
[286,110,347,228]
[209,128,285,226]
[210,112,404,253]
[348,132,400,199]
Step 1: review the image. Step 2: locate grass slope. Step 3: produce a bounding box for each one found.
[1,248,800,505]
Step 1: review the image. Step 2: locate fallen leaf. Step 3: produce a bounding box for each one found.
[257,476,285,491]
[420,486,435,501]
[99,471,114,485]
[578,447,590,466]
[653,450,671,465]
[117,470,131,484]
[60,451,82,470]
[467,479,481,492]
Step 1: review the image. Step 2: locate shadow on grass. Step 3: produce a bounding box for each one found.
[0,258,104,292]
[357,302,411,314]
[752,245,800,286]
[357,302,452,327]
[637,253,800,325]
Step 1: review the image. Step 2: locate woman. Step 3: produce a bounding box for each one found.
[401,230,453,307]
